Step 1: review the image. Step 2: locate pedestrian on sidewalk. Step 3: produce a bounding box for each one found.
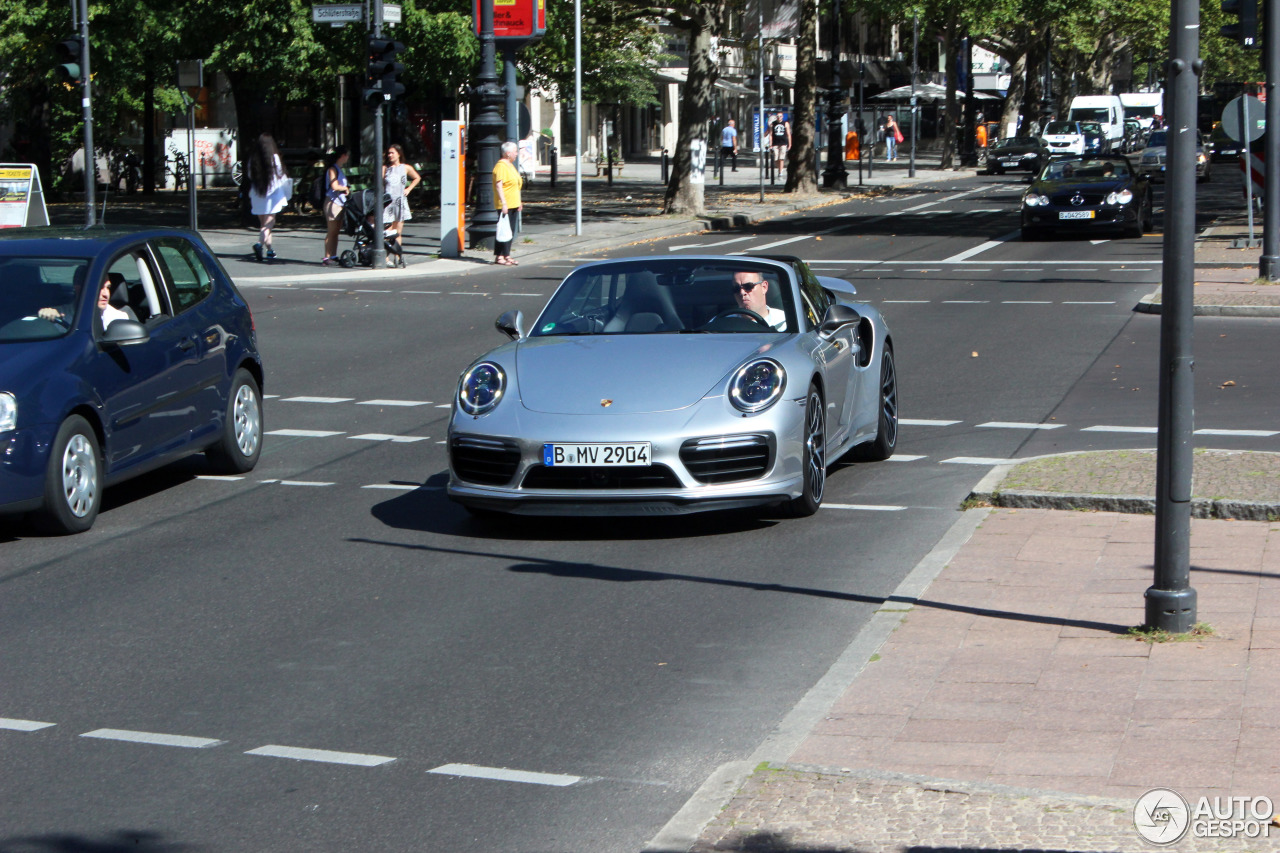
[770,112,791,173]
[247,133,290,262]
[492,140,523,266]
[381,144,420,268]
[883,114,902,161]
[321,145,350,266]
[720,119,739,172]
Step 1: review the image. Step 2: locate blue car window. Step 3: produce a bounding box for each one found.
[152,238,213,312]
[0,258,88,342]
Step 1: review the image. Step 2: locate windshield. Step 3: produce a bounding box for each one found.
[1042,158,1130,181]
[991,137,1037,150]
[1147,131,1168,146]
[1069,108,1111,122]
[533,259,795,336]
[0,257,88,342]
[1126,105,1158,118]
[1044,122,1078,135]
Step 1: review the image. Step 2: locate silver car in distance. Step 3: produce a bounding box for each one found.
[447,255,897,517]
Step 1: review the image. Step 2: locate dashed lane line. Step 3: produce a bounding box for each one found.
[81,729,224,749]
[246,745,396,767]
[1084,425,1158,434]
[900,419,961,426]
[265,429,345,438]
[280,396,354,404]
[942,456,1015,465]
[1195,428,1279,437]
[427,763,581,787]
[349,434,430,443]
[0,718,55,732]
[823,503,908,511]
[888,454,927,462]
[977,422,1065,430]
[357,399,432,407]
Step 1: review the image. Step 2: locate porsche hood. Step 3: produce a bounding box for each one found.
[514,334,783,415]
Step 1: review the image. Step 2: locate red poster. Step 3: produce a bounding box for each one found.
[474,0,546,40]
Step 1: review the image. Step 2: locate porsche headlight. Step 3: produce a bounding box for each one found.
[1023,193,1050,207]
[729,359,786,413]
[0,393,14,432]
[1105,189,1133,205]
[457,362,506,416]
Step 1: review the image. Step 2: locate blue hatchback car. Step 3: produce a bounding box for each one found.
[0,228,264,533]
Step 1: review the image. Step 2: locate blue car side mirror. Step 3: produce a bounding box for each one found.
[101,319,149,346]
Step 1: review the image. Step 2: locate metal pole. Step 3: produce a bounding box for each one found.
[1242,93,1256,245]
[1149,0,1199,632]
[909,14,918,178]
[759,2,765,203]
[78,0,95,227]
[470,0,504,249]
[504,46,518,145]
[188,100,197,230]
[1262,0,1280,279]
[857,61,864,185]
[372,0,385,266]
[821,0,847,188]
[574,0,582,235]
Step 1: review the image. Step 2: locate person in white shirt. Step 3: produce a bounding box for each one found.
[731,271,787,330]
[38,277,131,330]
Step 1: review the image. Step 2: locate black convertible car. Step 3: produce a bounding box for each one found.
[986,136,1048,174]
[1020,156,1153,240]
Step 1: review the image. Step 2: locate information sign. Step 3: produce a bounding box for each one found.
[312,4,363,24]
[0,164,48,229]
[473,0,546,41]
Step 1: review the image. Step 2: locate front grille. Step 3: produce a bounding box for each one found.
[521,464,682,489]
[680,435,771,484]
[451,435,521,485]
[1051,191,1106,206]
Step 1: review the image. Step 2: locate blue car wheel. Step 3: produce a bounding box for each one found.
[37,414,101,535]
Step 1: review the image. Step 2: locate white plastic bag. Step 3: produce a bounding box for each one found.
[496,212,513,242]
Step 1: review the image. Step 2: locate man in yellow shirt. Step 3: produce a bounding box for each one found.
[492,141,523,266]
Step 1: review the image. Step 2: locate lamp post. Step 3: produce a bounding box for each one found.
[469,0,505,249]
[909,13,918,178]
[821,0,847,188]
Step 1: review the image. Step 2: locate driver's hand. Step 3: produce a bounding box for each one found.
[37,307,63,322]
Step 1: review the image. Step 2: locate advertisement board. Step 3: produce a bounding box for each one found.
[0,164,49,228]
[473,0,545,41]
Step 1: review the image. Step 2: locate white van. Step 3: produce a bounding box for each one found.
[1119,92,1163,129]
[1067,95,1125,146]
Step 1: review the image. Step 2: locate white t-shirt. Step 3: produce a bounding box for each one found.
[765,306,787,330]
[102,303,130,330]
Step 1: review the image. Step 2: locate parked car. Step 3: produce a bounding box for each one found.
[0,228,264,533]
[1210,123,1244,162]
[446,255,897,518]
[1021,156,1153,240]
[1137,129,1212,182]
[986,136,1048,175]
[1080,122,1109,156]
[1040,120,1087,157]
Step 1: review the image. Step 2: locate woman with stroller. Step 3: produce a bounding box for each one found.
[248,133,290,262]
[381,144,421,268]
[321,146,350,267]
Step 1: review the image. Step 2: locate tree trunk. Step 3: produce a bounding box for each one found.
[1000,51,1028,138]
[940,15,957,170]
[663,6,718,215]
[785,0,818,193]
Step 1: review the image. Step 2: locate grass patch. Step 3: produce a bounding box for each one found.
[1127,622,1215,643]
[960,496,992,510]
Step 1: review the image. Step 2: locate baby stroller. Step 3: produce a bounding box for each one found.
[338,188,404,268]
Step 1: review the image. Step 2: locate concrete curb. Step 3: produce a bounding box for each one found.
[641,507,991,853]
[1134,288,1280,317]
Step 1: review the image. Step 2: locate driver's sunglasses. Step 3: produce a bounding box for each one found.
[732,281,761,293]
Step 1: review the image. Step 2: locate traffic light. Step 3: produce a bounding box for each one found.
[1221,0,1259,48]
[364,37,406,105]
[55,35,83,84]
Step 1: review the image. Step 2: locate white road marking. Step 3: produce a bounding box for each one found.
[943,456,1015,465]
[942,300,990,304]
[427,763,581,787]
[450,292,489,296]
[1083,425,1158,433]
[823,503,908,511]
[1063,301,1116,305]
[355,289,391,293]
[281,396,354,404]
[940,229,1022,263]
[0,718,55,732]
[1004,268,1044,272]
[81,729,224,749]
[881,300,930,303]
[278,480,335,487]
[900,418,961,426]
[196,475,245,481]
[738,235,813,252]
[246,745,396,767]
[404,290,442,294]
[977,422,1064,430]
[1090,239,1110,244]
[266,429,345,438]
[263,394,280,399]
[1195,428,1279,437]
[1003,300,1052,304]
[435,404,452,408]
[362,483,420,491]
[506,292,544,297]
[307,287,346,292]
[349,434,429,443]
[358,399,431,407]
[888,454,926,462]
[668,236,755,251]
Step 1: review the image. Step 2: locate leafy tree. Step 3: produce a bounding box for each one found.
[663,0,728,214]
[785,0,817,191]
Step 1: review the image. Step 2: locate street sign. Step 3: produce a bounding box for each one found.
[384,4,401,24]
[1221,95,1266,142]
[312,4,362,24]
[473,0,546,41]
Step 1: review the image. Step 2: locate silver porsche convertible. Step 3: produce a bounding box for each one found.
[446,255,897,517]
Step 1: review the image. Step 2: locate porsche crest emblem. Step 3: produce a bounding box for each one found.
[600,399,613,408]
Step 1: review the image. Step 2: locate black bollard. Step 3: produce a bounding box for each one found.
[661,148,669,183]
[718,146,724,186]
[550,145,557,189]
[607,147,613,187]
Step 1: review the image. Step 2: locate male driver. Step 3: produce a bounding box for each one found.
[720,119,739,172]
[769,112,791,172]
[731,271,787,330]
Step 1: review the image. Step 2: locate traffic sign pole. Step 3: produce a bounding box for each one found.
[1263,0,1280,279]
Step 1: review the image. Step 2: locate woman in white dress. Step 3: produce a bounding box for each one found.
[247,133,290,262]
[381,144,421,267]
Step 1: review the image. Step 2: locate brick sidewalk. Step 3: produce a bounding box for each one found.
[684,509,1280,853]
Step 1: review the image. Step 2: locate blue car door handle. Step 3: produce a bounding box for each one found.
[178,336,196,351]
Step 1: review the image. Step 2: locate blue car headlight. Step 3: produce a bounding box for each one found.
[729,359,786,413]
[0,392,14,433]
[457,362,506,416]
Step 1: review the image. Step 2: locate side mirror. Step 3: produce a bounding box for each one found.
[100,319,149,345]
[819,304,861,337]
[495,309,524,341]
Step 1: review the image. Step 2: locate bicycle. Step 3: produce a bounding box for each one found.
[166,147,190,192]
[106,148,141,195]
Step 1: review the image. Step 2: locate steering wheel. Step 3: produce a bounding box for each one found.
[705,308,772,329]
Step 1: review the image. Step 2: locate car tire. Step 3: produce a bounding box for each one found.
[783,385,826,518]
[36,414,101,535]
[852,346,898,462]
[206,368,263,474]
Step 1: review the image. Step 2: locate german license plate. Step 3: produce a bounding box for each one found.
[1001,159,1020,167]
[542,443,652,467]
[1059,210,1095,220]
